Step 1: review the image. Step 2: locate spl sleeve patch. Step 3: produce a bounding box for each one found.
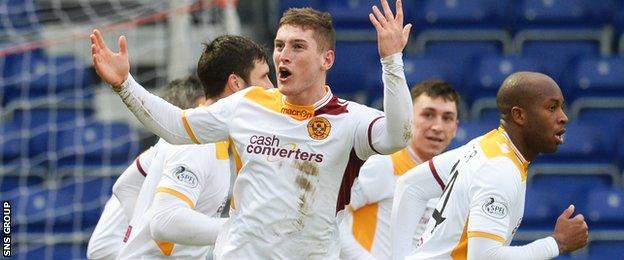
[172,165,199,188]
[481,197,508,219]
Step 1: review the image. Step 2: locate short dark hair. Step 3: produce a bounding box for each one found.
[160,75,204,109]
[279,8,336,52]
[197,35,269,98]
[410,79,461,112]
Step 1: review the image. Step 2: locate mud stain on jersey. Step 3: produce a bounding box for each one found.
[293,161,319,231]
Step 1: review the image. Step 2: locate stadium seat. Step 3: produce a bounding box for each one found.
[529,173,613,213]
[446,121,497,150]
[588,241,624,259]
[54,121,140,168]
[325,0,415,30]
[21,243,87,260]
[516,0,589,25]
[586,187,624,228]
[522,186,557,229]
[0,0,40,31]
[468,55,545,104]
[520,40,600,88]
[420,0,509,28]
[327,40,378,97]
[569,57,624,100]
[536,122,614,164]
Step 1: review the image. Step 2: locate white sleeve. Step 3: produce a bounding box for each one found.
[150,192,227,245]
[112,155,148,220]
[354,53,413,159]
[339,215,377,260]
[149,144,228,245]
[87,197,127,260]
[468,236,559,260]
[467,158,520,242]
[349,155,394,210]
[116,74,241,144]
[390,147,462,260]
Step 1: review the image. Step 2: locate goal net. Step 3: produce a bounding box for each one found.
[0,0,238,258]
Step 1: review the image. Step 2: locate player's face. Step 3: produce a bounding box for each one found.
[247,59,274,89]
[273,25,332,103]
[525,81,568,154]
[411,94,458,161]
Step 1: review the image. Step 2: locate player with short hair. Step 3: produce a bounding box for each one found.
[392,72,589,260]
[90,0,413,258]
[339,79,460,260]
[87,35,272,259]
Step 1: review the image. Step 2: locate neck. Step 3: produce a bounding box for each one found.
[500,120,537,161]
[284,84,327,106]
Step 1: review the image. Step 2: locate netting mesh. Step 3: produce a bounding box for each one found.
[0,0,233,258]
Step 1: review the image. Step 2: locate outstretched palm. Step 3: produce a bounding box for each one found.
[90,29,130,89]
[369,0,412,58]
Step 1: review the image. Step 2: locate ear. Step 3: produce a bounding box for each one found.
[510,106,527,126]
[226,73,241,93]
[321,49,335,71]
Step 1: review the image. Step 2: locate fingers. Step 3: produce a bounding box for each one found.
[372,5,388,27]
[92,29,108,51]
[119,35,127,56]
[380,0,394,23]
[369,13,382,31]
[559,204,575,219]
[572,213,585,222]
[402,24,412,42]
[395,0,404,24]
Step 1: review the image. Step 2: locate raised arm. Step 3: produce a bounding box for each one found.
[367,0,413,155]
[90,29,213,144]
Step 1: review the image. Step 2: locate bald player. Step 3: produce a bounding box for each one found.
[392,72,588,259]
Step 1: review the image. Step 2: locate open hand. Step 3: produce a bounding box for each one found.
[90,29,130,90]
[369,0,412,59]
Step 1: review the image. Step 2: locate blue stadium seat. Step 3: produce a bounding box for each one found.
[420,0,509,28]
[529,174,613,213]
[0,173,44,196]
[522,186,557,229]
[516,0,589,25]
[469,55,544,103]
[586,187,624,228]
[0,0,40,31]
[21,243,87,260]
[569,57,624,99]
[324,0,415,30]
[327,41,378,96]
[447,121,497,150]
[588,241,624,259]
[55,121,139,167]
[536,122,614,164]
[521,40,600,89]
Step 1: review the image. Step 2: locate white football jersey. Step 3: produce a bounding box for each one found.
[117,140,230,259]
[409,127,528,259]
[180,86,387,259]
[87,146,157,260]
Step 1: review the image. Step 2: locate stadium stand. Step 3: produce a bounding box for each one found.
[2,0,624,258]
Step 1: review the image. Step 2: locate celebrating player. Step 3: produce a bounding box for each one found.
[90,0,413,258]
[87,35,272,259]
[339,80,460,259]
[392,72,588,259]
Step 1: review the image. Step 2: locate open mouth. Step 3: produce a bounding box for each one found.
[426,136,443,143]
[278,67,292,80]
[555,129,566,144]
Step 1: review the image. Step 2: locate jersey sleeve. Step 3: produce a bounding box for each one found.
[467,157,521,243]
[349,155,395,210]
[353,53,412,160]
[390,147,462,260]
[116,74,243,145]
[155,145,215,208]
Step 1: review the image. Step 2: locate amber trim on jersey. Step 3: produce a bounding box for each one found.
[136,158,147,177]
[450,220,469,260]
[467,231,506,243]
[229,137,242,174]
[428,160,446,190]
[181,110,201,144]
[479,128,529,181]
[215,141,229,160]
[154,240,175,256]
[244,87,316,121]
[155,187,195,208]
[352,203,379,251]
[367,116,385,154]
[391,148,418,176]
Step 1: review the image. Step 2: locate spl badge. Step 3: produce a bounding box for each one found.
[307,117,331,140]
